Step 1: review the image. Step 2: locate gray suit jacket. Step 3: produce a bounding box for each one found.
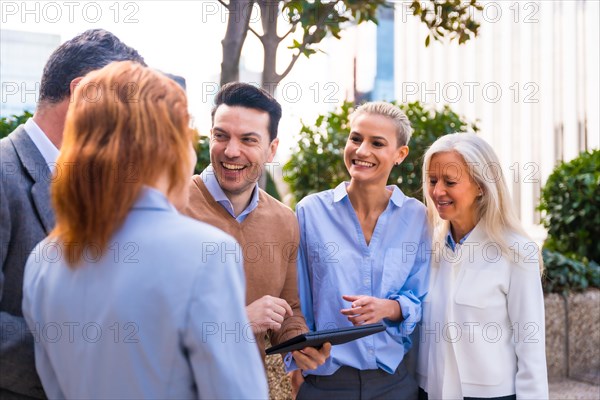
[1,125,51,399]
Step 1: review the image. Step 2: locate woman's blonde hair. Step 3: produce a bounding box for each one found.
[50,61,195,266]
[422,133,537,264]
[350,101,413,147]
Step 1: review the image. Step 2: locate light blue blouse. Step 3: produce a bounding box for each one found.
[296,182,431,376]
[22,187,268,399]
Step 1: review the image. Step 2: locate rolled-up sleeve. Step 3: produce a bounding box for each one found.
[387,222,431,338]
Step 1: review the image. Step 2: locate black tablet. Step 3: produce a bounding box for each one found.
[265,323,386,355]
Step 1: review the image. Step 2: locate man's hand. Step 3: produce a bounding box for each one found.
[340,294,401,325]
[246,295,293,335]
[292,342,331,371]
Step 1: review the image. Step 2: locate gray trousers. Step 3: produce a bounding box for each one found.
[297,360,418,400]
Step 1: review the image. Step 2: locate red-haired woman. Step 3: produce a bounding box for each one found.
[22,61,267,399]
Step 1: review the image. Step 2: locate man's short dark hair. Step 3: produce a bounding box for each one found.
[211,82,282,142]
[163,73,186,91]
[39,29,146,103]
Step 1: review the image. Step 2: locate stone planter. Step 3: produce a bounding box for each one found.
[545,293,567,379]
[545,288,600,384]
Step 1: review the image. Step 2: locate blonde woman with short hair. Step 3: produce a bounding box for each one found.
[294,102,431,399]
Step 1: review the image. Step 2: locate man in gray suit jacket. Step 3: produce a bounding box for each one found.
[0,29,145,399]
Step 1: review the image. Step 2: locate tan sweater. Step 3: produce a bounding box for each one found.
[184,176,307,357]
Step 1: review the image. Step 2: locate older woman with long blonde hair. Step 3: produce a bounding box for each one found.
[22,61,268,399]
[416,133,548,399]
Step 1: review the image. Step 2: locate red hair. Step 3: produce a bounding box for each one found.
[50,61,195,266]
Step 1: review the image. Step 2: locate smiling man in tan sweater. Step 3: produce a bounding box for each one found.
[183,82,330,372]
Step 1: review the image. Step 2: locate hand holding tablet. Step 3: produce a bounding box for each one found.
[265,323,386,355]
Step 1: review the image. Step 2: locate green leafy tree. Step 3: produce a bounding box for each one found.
[218,0,483,94]
[282,101,478,204]
[219,0,385,92]
[411,0,483,46]
[0,111,33,139]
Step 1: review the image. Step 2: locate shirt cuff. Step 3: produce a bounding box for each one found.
[387,294,418,336]
[283,352,299,372]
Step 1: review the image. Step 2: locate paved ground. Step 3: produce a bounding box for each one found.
[269,355,600,399]
[549,378,600,399]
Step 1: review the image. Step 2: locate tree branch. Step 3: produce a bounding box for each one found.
[280,21,300,43]
[278,3,337,81]
[277,53,301,82]
[249,26,263,41]
[217,0,228,9]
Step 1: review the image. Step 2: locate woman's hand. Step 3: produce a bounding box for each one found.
[340,294,402,325]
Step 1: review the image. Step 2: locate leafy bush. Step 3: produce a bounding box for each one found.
[538,150,600,264]
[194,134,211,175]
[282,101,478,203]
[542,249,600,294]
[1,111,33,139]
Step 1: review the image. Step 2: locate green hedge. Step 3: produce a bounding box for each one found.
[539,149,600,293]
[538,149,599,263]
[1,111,33,139]
[542,249,600,294]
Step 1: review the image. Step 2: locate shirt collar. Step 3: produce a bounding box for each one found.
[333,181,406,207]
[24,118,59,172]
[446,228,473,251]
[333,182,349,202]
[132,186,176,211]
[200,165,259,220]
[389,185,406,207]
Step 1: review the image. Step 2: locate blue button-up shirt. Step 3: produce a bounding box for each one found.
[200,165,259,222]
[445,229,473,252]
[296,182,431,376]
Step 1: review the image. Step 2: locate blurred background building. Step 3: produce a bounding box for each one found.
[1,30,60,117]
[392,0,599,234]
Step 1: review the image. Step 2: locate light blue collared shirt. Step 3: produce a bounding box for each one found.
[24,118,59,173]
[445,229,473,252]
[200,165,259,222]
[296,182,431,376]
[22,187,268,399]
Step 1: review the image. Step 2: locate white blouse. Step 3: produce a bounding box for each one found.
[416,224,549,399]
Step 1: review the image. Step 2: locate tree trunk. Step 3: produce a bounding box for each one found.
[220,0,256,86]
[259,0,281,96]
